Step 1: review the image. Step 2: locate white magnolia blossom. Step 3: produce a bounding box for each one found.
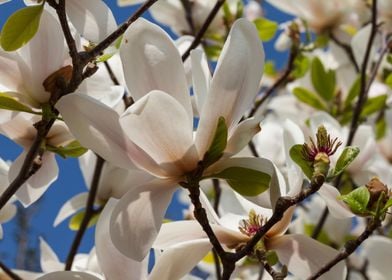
[0,158,17,239]
[56,18,281,264]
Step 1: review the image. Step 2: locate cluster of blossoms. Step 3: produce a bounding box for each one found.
[0,0,391,280]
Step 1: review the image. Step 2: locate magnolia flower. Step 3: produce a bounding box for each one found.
[149,189,346,280]
[57,18,274,263]
[0,114,74,206]
[0,158,17,238]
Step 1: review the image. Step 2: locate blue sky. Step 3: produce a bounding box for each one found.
[0,0,291,271]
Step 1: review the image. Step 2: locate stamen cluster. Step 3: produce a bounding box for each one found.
[239,209,266,237]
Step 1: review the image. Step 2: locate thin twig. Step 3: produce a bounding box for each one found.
[65,156,105,270]
[330,32,359,72]
[0,261,23,280]
[308,219,380,280]
[181,0,226,61]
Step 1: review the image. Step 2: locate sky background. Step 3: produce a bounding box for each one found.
[0,0,291,272]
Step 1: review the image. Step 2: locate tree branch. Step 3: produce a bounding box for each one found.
[0,261,23,280]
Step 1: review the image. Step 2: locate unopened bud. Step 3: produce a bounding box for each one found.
[366,177,389,207]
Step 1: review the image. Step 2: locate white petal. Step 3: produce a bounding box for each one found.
[0,203,17,223]
[120,18,192,122]
[18,10,66,104]
[36,271,102,280]
[191,49,211,114]
[150,239,211,280]
[53,192,88,227]
[225,117,262,155]
[110,180,177,261]
[196,19,264,156]
[351,24,381,69]
[11,152,58,207]
[120,91,197,176]
[0,113,35,148]
[149,0,188,35]
[96,199,148,280]
[268,234,346,280]
[318,184,354,219]
[57,93,162,175]
[66,0,117,42]
[362,236,392,278]
[39,238,63,273]
[0,50,23,92]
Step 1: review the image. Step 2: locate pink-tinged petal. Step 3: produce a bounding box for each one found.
[225,117,262,155]
[362,236,392,278]
[199,190,221,224]
[66,0,117,42]
[0,203,16,223]
[120,18,192,121]
[268,234,346,280]
[39,238,63,273]
[318,184,354,219]
[196,19,264,156]
[18,11,66,104]
[46,120,74,147]
[207,157,287,209]
[96,199,148,280]
[0,113,35,148]
[110,180,177,261]
[36,271,102,280]
[150,239,211,280]
[10,152,58,207]
[176,36,196,87]
[53,192,88,227]
[266,206,295,237]
[120,91,197,176]
[0,51,23,92]
[191,49,211,114]
[56,93,164,176]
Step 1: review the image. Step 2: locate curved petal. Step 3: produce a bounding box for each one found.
[11,152,58,207]
[56,93,163,175]
[110,180,177,261]
[0,50,23,92]
[53,192,89,227]
[39,238,63,273]
[149,0,188,35]
[96,199,148,280]
[225,117,262,155]
[150,239,211,280]
[36,271,102,280]
[120,91,197,176]
[318,184,354,219]
[120,18,192,122]
[351,24,381,69]
[18,10,66,104]
[196,19,265,156]
[268,234,346,280]
[191,49,211,114]
[362,236,392,278]
[66,0,117,42]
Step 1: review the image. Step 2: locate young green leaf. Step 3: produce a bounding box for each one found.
[293,87,327,111]
[203,117,228,166]
[0,92,36,114]
[375,115,387,140]
[386,73,392,89]
[311,57,336,101]
[253,18,278,41]
[361,94,387,118]
[344,75,361,108]
[339,186,370,215]
[292,54,310,79]
[289,144,313,180]
[265,251,279,266]
[329,146,360,177]
[382,198,392,212]
[46,140,88,159]
[1,4,44,51]
[69,210,99,231]
[211,166,271,196]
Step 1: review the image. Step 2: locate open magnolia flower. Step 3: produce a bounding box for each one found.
[149,190,346,280]
[57,18,276,262]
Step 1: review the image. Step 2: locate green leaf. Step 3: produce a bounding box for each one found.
[289,144,313,180]
[375,115,387,140]
[211,166,271,196]
[304,224,332,245]
[204,45,222,61]
[293,87,327,111]
[314,34,329,48]
[292,54,310,79]
[311,57,336,101]
[339,186,370,215]
[1,4,44,51]
[253,18,278,41]
[46,140,88,159]
[383,198,392,212]
[69,210,99,231]
[0,92,36,114]
[330,147,360,177]
[361,94,387,118]
[264,60,276,76]
[203,117,228,166]
[344,76,361,108]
